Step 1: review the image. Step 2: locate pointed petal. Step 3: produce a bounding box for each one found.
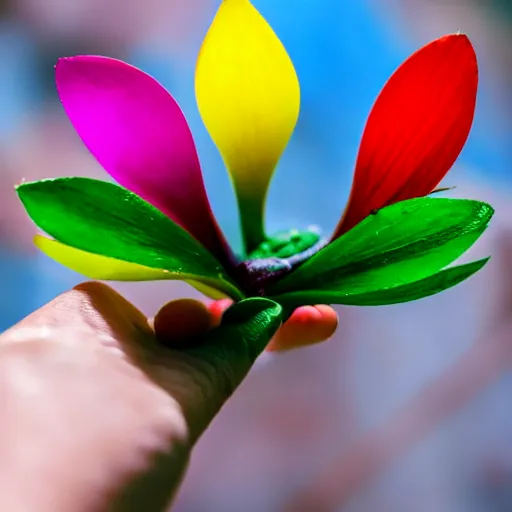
[35,236,233,300]
[334,34,478,237]
[195,0,300,252]
[55,55,233,265]
[271,258,489,307]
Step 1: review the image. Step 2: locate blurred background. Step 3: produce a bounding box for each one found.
[1,0,512,510]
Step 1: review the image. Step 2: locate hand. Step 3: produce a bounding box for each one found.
[0,282,337,512]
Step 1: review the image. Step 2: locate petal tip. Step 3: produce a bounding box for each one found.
[55,56,84,70]
[55,56,89,82]
[441,32,469,40]
[55,55,129,78]
[435,33,477,62]
[33,233,46,248]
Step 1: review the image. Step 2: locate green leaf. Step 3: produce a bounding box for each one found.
[17,177,244,300]
[271,258,489,307]
[187,297,283,362]
[268,198,493,297]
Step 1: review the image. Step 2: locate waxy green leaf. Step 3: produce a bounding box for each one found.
[17,177,244,300]
[188,297,283,361]
[271,258,488,307]
[269,198,493,298]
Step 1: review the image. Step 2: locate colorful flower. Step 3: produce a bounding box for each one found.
[18,0,493,325]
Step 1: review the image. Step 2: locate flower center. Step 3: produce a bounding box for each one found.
[236,227,327,295]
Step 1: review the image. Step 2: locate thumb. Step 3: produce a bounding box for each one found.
[189,297,283,368]
[160,298,282,440]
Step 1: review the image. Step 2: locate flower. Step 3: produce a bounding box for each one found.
[18,0,493,322]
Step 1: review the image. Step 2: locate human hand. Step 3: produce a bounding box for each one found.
[0,282,337,512]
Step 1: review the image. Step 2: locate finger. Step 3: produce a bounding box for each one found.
[186,297,283,380]
[172,298,282,440]
[266,305,338,352]
[207,299,234,328]
[206,301,339,352]
[153,299,213,349]
[1,281,152,352]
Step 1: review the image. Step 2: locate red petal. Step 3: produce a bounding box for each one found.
[333,34,478,238]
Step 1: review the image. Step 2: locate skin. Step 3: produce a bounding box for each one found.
[0,282,337,512]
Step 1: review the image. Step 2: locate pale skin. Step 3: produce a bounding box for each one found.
[0,282,337,511]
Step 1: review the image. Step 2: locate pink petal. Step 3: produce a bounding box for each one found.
[56,56,234,267]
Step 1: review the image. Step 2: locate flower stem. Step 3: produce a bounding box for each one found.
[236,189,266,256]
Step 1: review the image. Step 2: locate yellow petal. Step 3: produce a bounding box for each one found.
[195,0,300,252]
[185,280,230,300]
[35,235,239,300]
